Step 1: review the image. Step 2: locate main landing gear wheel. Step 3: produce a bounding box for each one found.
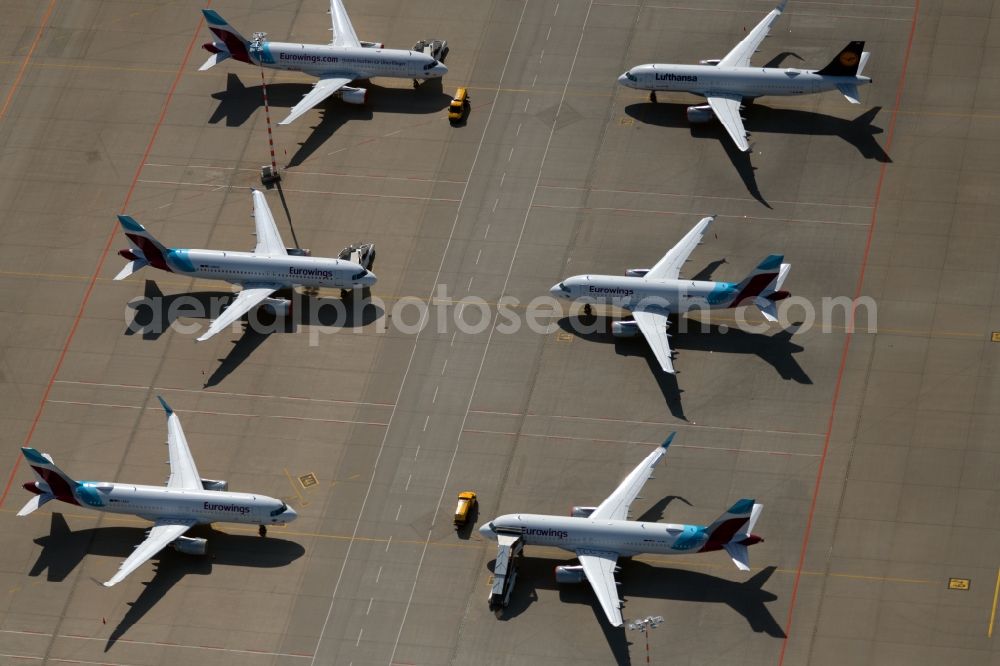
[649,91,658,103]
[259,525,267,537]
[583,304,593,316]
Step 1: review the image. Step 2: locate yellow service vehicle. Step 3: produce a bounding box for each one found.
[448,88,470,124]
[454,491,478,527]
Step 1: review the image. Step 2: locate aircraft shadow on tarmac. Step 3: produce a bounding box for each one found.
[209,73,452,166]
[124,280,383,387]
[26,513,304,651]
[490,552,783,665]
[556,314,810,421]
[624,102,888,206]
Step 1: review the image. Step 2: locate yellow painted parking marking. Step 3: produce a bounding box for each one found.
[948,577,970,590]
[989,569,1000,637]
[283,467,307,507]
[298,472,318,489]
[556,331,573,343]
[991,332,1000,342]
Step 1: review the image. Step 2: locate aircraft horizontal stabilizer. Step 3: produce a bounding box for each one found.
[114,258,149,281]
[836,83,861,104]
[199,52,230,71]
[17,493,53,517]
[724,542,751,571]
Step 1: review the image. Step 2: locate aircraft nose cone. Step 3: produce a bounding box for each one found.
[478,523,495,540]
[617,73,630,87]
[434,63,448,77]
[363,271,377,286]
[285,507,299,522]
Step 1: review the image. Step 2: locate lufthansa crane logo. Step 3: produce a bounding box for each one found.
[839,51,859,67]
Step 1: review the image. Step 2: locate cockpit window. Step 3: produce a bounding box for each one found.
[625,71,637,82]
[351,269,368,280]
[423,61,438,71]
[558,282,570,293]
[270,502,288,517]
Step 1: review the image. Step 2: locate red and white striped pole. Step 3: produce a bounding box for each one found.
[259,63,280,183]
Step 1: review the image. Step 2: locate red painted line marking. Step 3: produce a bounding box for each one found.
[0,0,56,121]
[0,10,210,509]
[777,2,921,664]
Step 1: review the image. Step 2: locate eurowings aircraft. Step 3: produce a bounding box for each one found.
[549,216,790,373]
[479,434,764,627]
[617,0,872,151]
[18,397,298,587]
[115,189,376,342]
[200,0,448,125]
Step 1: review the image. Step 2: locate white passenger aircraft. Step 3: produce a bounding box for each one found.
[479,433,764,627]
[114,189,376,342]
[18,397,298,587]
[549,216,790,373]
[200,1,448,125]
[617,0,871,151]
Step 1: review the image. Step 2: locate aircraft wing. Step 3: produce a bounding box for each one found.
[103,519,197,587]
[707,94,750,152]
[196,285,280,342]
[278,76,355,126]
[589,433,675,522]
[717,0,787,68]
[252,189,287,256]
[644,215,715,281]
[330,0,362,48]
[158,396,202,490]
[577,549,623,627]
[631,310,675,374]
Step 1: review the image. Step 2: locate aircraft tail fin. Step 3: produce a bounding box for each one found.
[19,448,78,512]
[857,51,871,77]
[116,215,170,276]
[753,262,791,322]
[702,499,764,570]
[729,255,784,308]
[816,41,865,77]
[201,9,253,65]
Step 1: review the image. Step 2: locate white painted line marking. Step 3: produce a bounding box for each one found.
[539,50,544,63]
[385,536,392,552]
[366,598,373,615]
[492,198,499,212]
[414,444,421,460]
[376,566,383,584]
[554,2,559,15]
[532,74,537,88]
[441,359,449,374]
[405,474,412,491]
[467,276,474,290]
[509,144,516,160]
[450,331,457,346]
[475,249,482,265]
[432,386,439,403]
[546,26,551,40]
[499,172,505,188]
[516,123,521,136]
[523,99,530,113]
[356,629,363,647]
[423,415,430,431]
[484,224,490,239]
[396,505,402,521]
[385,129,402,136]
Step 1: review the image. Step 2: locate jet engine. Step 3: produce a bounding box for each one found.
[555,565,586,584]
[338,86,368,105]
[611,320,640,338]
[360,41,384,49]
[686,104,715,123]
[261,297,291,316]
[171,536,208,556]
[571,506,597,518]
[625,268,650,278]
[201,478,229,492]
[699,59,721,66]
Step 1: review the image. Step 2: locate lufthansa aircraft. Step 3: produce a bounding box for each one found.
[550,216,791,373]
[200,0,448,125]
[480,434,764,627]
[115,189,376,342]
[617,0,871,151]
[18,397,298,587]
